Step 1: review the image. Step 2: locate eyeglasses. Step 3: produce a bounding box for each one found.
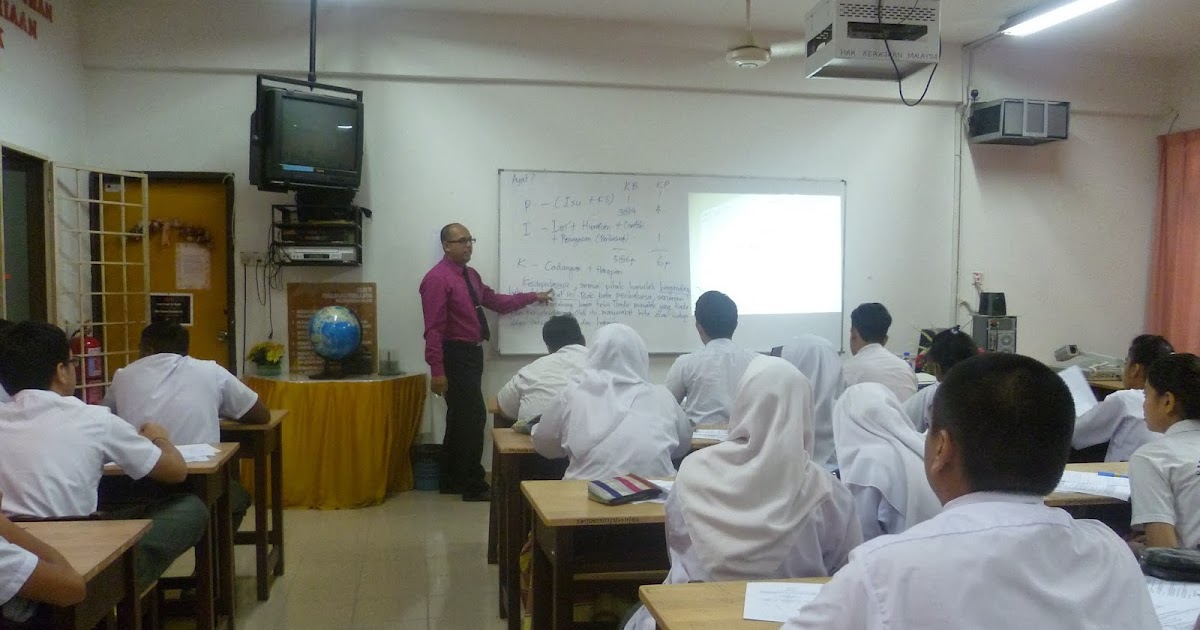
[445,238,477,245]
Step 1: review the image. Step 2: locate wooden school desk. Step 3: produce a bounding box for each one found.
[487,396,516,566]
[19,520,151,630]
[102,442,240,630]
[220,409,287,601]
[640,578,831,630]
[523,479,670,630]
[491,428,723,629]
[1044,462,1129,507]
[1087,379,1125,399]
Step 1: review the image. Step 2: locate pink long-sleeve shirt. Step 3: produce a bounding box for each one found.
[419,255,536,378]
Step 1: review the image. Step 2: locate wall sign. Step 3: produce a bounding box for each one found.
[150,293,194,326]
[0,0,54,49]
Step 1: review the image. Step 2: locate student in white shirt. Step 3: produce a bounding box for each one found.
[841,302,917,402]
[0,319,12,405]
[0,508,85,623]
[0,321,207,590]
[902,326,978,432]
[532,323,692,480]
[1074,334,1173,462]
[665,291,759,427]
[624,357,861,630]
[782,353,1159,629]
[774,335,844,470]
[1130,353,1200,549]
[104,321,267,531]
[834,383,940,541]
[496,313,588,430]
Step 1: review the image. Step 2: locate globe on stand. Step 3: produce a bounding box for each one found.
[308,305,362,379]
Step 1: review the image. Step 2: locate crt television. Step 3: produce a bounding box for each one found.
[250,80,365,191]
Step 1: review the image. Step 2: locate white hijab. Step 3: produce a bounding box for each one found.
[676,355,834,581]
[779,335,845,469]
[833,383,941,530]
[561,323,653,456]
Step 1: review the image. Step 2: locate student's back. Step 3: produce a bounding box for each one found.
[532,324,691,480]
[665,291,758,427]
[104,353,258,444]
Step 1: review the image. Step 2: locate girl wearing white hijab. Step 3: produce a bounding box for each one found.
[623,356,861,630]
[532,323,692,480]
[834,383,941,541]
[775,334,845,470]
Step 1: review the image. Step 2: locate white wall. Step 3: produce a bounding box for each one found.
[1171,51,1200,133]
[0,0,83,161]
[78,1,1173,449]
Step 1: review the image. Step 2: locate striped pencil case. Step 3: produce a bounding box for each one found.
[587,474,662,506]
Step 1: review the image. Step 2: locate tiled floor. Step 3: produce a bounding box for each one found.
[166,491,505,630]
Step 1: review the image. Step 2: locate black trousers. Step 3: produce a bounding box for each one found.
[442,341,487,493]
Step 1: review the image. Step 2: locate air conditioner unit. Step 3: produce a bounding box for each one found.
[968,99,1070,146]
[804,0,941,81]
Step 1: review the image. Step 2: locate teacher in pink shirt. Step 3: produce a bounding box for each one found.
[420,223,552,501]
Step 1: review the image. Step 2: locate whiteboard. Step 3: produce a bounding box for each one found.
[497,170,845,354]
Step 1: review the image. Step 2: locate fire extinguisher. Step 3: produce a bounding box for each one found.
[69,329,104,405]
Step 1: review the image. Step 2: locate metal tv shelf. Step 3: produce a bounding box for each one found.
[269,203,364,267]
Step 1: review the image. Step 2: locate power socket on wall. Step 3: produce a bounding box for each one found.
[239,251,266,265]
[971,272,984,289]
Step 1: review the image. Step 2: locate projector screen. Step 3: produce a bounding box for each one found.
[497,171,845,354]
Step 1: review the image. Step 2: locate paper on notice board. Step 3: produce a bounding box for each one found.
[175,243,211,290]
[743,582,824,623]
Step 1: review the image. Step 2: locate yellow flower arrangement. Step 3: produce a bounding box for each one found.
[246,341,285,366]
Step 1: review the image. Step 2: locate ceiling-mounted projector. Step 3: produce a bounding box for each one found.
[804,0,941,80]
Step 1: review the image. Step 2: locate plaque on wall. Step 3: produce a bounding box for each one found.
[286,282,378,375]
[149,293,194,326]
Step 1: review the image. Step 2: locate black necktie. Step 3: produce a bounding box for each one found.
[462,267,491,342]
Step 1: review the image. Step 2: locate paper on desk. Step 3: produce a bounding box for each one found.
[693,429,728,442]
[743,582,824,623]
[177,443,219,462]
[1147,577,1200,629]
[1052,470,1130,501]
[1058,366,1099,416]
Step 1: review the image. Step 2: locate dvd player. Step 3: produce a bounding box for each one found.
[279,245,358,263]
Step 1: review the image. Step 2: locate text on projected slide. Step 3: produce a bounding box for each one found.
[502,174,692,330]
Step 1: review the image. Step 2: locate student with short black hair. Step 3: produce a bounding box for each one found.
[782,353,1158,629]
[841,302,917,402]
[0,321,208,590]
[902,326,979,431]
[666,291,758,427]
[496,314,588,431]
[1073,334,1174,462]
[1130,353,1200,549]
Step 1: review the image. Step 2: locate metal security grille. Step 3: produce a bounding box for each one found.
[839,2,938,23]
[51,165,149,402]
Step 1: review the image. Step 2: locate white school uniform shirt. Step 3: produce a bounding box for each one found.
[0,539,36,606]
[102,353,260,445]
[0,390,10,405]
[495,344,588,424]
[532,324,692,480]
[0,389,162,518]
[841,343,918,403]
[900,381,937,432]
[1072,389,1159,462]
[665,338,758,427]
[1130,419,1200,549]
[782,492,1161,630]
[623,482,860,630]
[834,384,940,541]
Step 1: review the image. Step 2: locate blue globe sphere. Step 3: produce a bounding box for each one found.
[308,305,362,361]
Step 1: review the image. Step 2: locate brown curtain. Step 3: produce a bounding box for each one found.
[1148,130,1200,352]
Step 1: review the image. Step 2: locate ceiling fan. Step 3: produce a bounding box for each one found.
[725,0,808,69]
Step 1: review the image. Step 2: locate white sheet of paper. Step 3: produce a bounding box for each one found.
[1051,470,1130,501]
[743,582,824,623]
[693,429,728,441]
[1148,577,1200,630]
[1058,365,1099,416]
[177,443,219,463]
[175,243,211,290]
[1146,577,1200,600]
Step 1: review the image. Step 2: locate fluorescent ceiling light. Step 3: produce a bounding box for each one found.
[1002,0,1121,37]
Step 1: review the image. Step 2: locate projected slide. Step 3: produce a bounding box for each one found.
[689,193,843,316]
